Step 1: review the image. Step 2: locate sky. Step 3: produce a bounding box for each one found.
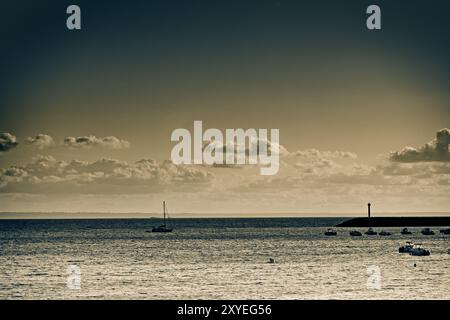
[0,0,449,216]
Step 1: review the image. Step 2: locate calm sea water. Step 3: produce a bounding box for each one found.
[0,218,449,299]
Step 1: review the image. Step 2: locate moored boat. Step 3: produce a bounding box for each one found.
[151,201,173,233]
[379,230,392,236]
[365,227,377,235]
[349,230,362,236]
[401,228,412,235]
[324,228,337,236]
[399,241,414,253]
[421,228,435,235]
[410,244,430,256]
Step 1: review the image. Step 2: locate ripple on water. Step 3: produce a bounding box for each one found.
[0,221,449,299]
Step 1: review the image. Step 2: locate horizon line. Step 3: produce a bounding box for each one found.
[0,211,449,219]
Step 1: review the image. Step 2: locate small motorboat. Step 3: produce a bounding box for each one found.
[409,244,430,256]
[324,228,337,236]
[439,228,450,235]
[399,241,414,253]
[421,228,435,235]
[365,227,377,235]
[349,230,362,237]
[401,228,412,235]
[379,230,392,236]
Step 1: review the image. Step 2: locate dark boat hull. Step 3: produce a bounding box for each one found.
[152,227,173,233]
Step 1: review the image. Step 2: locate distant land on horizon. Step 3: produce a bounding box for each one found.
[0,211,449,219]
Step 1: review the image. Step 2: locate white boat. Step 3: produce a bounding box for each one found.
[410,244,430,256]
[398,241,414,253]
[324,228,337,236]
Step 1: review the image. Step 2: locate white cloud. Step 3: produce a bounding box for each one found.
[291,148,357,159]
[202,136,289,159]
[0,133,18,152]
[0,155,213,194]
[390,128,450,162]
[25,134,55,150]
[63,135,131,149]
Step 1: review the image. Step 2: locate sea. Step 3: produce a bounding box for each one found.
[0,218,449,299]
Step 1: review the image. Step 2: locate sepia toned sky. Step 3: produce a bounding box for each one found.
[0,0,449,216]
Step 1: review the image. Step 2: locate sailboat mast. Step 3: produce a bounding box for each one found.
[163,201,166,225]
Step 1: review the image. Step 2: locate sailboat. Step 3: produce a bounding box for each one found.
[151,201,173,233]
[365,203,377,235]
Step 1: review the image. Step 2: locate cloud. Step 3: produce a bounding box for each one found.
[291,148,357,159]
[25,134,55,150]
[380,162,450,176]
[0,155,213,194]
[203,137,289,158]
[0,133,18,152]
[200,137,287,171]
[294,158,340,175]
[283,148,359,177]
[390,128,450,162]
[63,135,130,149]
